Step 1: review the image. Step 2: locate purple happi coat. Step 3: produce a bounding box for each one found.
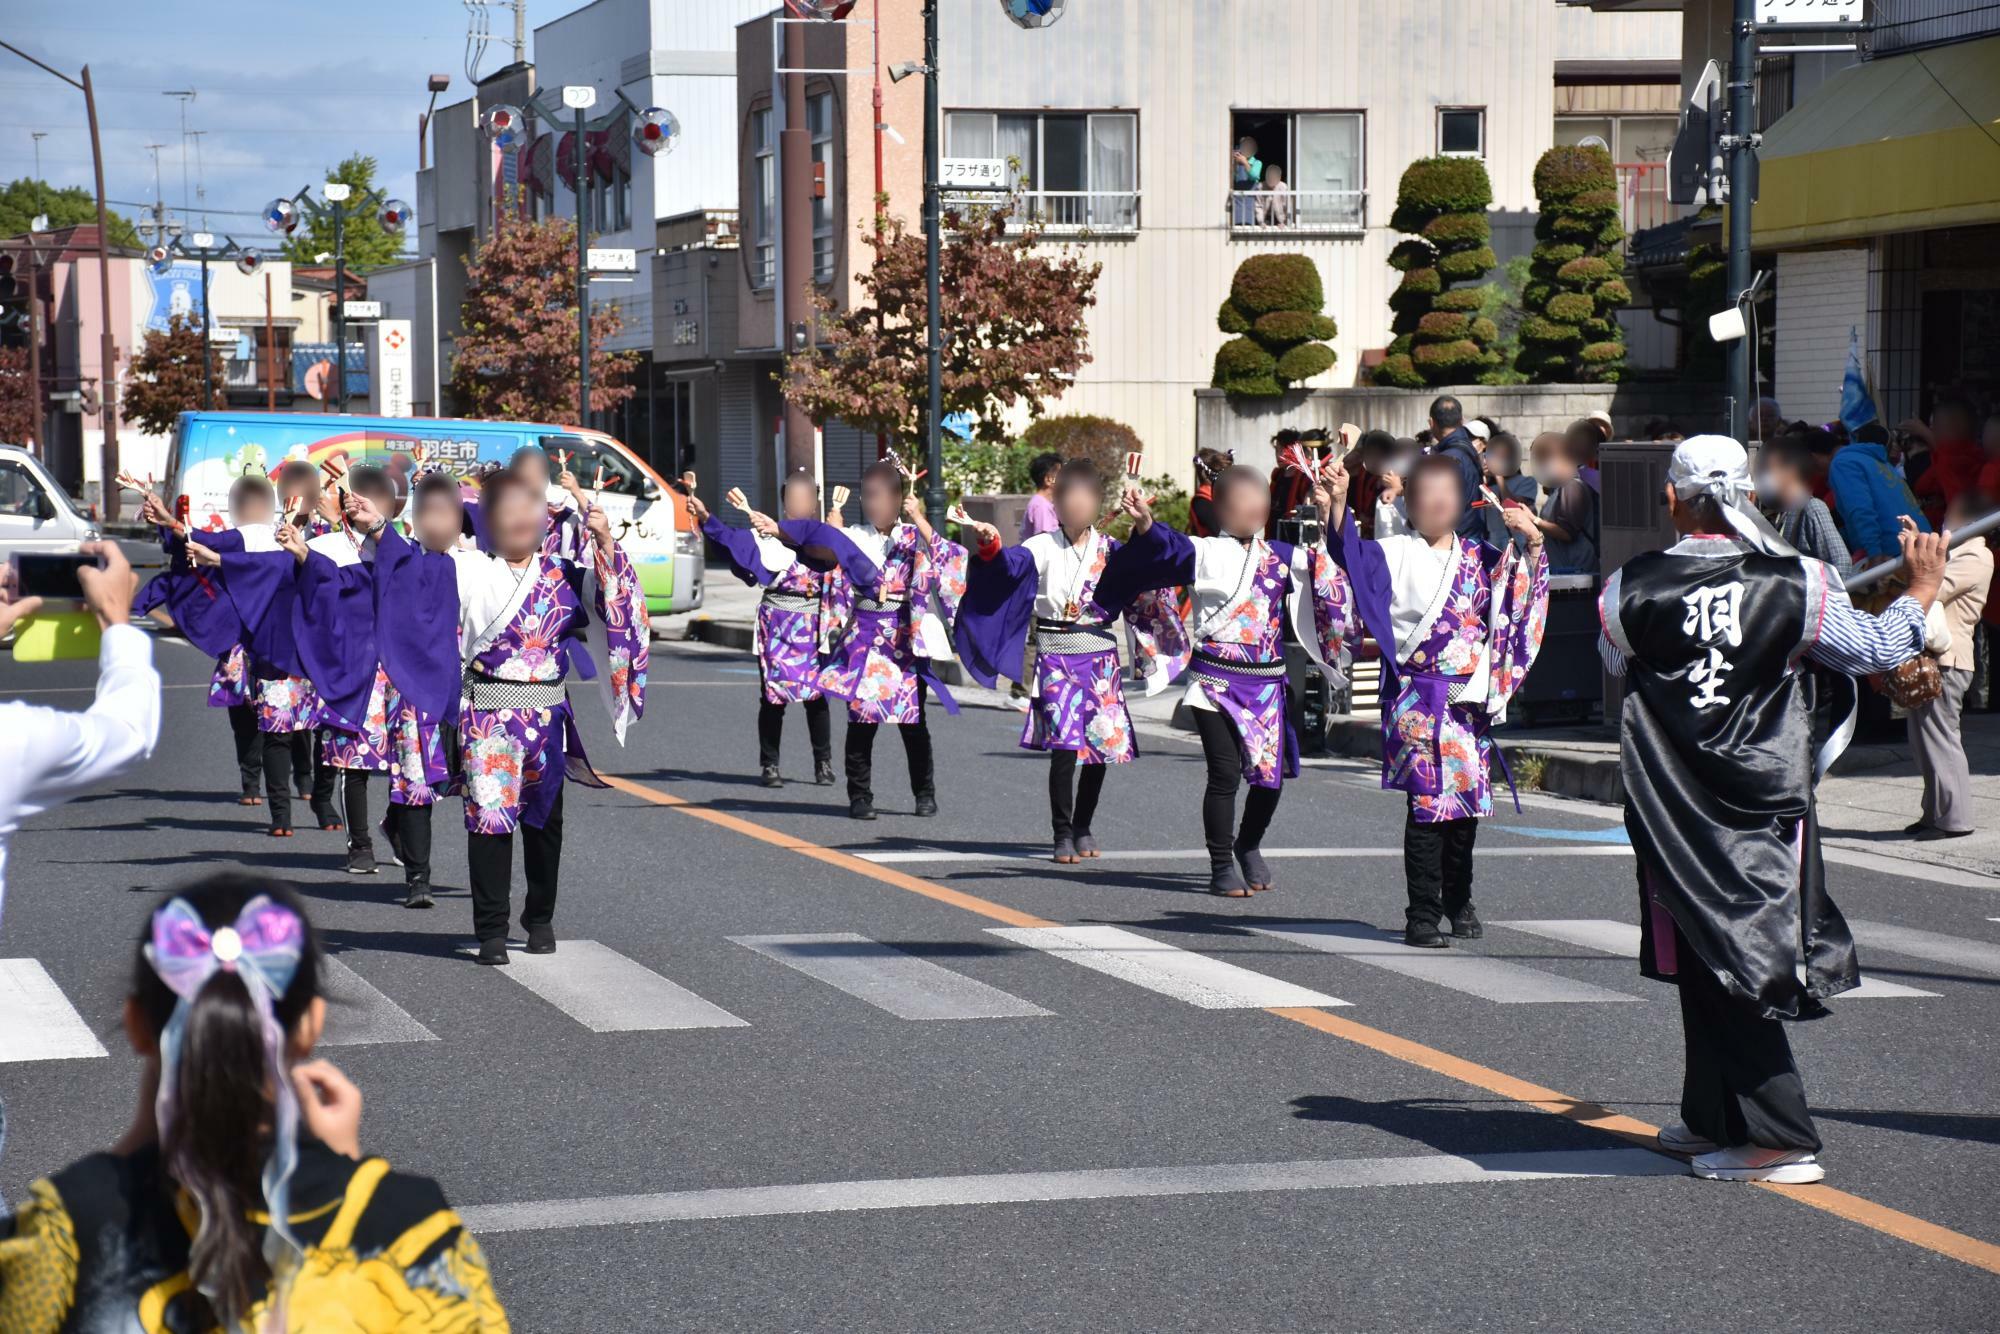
[817,522,968,725]
[1329,509,1549,823]
[293,532,395,775]
[195,526,326,735]
[705,514,831,705]
[137,524,252,708]
[373,525,650,835]
[1098,523,1354,788]
[958,526,1187,764]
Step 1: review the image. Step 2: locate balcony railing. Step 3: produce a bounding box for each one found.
[1229,189,1366,235]
[1616,162,1671,241]
[998,189,1142,235]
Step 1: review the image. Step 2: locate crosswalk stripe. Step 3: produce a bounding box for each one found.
[318,957,439,1046]
[986,925,1348,1009]
[858,846,1633,865]
[497,941,749,1032]
[0,959,108,1063]
[730,933,1052,1021]
[1847,920,2000,980]
[1250,922,1639,1004]
[1492,919,1940,999]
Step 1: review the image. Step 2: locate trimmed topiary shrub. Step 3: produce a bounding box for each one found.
[1377,155,1498,386]
[1017,414,1146,481]
[1517,144,1627,382]
[1213,253,1337,397]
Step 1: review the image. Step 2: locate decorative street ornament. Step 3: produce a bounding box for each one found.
[999,0,1067,29]
[235,251,263,276]
[632,106,680,158]
[378,199,414,235]
[147,246,173,275]
[261,198,298,234]
[481,103,526,149]
[785,1,859,17]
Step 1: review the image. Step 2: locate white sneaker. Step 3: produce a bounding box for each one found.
[1656,1121,1719,1156]
[1690,1145,1825,1183]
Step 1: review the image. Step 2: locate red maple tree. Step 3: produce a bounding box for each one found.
[783,205,1100,446]
[0,347,33,445]
[449,216,637,424]
[121,314,224,437]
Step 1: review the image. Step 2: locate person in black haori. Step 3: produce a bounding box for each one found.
[1598,435,1950,1184]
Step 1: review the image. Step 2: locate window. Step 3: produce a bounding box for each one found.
[808,90,836,282]
[223,326,292,391]
[944,110,1139,232]
[750,107,775,288]
[538,434,645,496]
[0,461,45,519]
[1554,114,1677,233]
[1438,107,1485,157]
[1229,110,1364,232]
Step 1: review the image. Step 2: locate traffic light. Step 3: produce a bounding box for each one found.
[0,252,24,349]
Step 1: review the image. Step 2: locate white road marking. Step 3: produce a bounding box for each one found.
[1847,920,2000,979]
[1250,922,1639,1004]
[497,941,749,1032]
[1493,919,1939,999]
[858,845,1633,866]
[0,959,108,1062]
[730,933,1051,1021]
[986,924,1347,1009]
[1822,846,1999,890]
[317,957,439,1046]
[457,1147,1684,1234]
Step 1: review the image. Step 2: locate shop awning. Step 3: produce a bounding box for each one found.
[1751,35,2000,248]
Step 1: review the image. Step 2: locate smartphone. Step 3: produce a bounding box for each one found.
[11,551,100,602]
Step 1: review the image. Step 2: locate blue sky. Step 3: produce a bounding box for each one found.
[2,0,581,248]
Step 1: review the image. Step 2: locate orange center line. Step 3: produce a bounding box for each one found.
[604,769,2000,1275]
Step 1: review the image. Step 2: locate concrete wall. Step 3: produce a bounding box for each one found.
[1193,384,1725,475]
[1773,246,1870,425]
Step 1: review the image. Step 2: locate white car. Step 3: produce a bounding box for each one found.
[0,444,100,558]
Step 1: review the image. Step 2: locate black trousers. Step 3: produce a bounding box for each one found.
[228,704,261,796]
[289,730,313,796]
[844,698,934,804]
[758,696,831,769]
[466,787,565,943]
[1674,926,1821,1153]
[343,770,372,852]
[1403,806,1479,927]
[308,729,339,815]
[1047,749,1106,841]
[1192,708,1280,872]
[259,731,300,830]
[386,802,434,887]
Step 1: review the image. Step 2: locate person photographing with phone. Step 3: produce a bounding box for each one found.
[0,540,159,908]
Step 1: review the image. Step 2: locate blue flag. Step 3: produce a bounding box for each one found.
[1838,327,1878,433]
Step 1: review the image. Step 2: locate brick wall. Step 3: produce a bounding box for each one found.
[1774,246,1870,425]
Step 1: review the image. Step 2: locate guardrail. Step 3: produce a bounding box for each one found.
[1000,189,1142,235]
[1229,189,1366,235]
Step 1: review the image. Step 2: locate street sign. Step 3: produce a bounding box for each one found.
[1669,60,1723,208]
[341,300,383,321]
[940,158,1009,192]
[374,319,413,418]
[586,247,638,273]
[1755,0,1862,23]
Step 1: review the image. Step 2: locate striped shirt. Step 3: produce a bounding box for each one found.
[1599,536,1926,679]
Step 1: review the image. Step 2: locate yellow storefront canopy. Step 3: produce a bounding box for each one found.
[1750,34,2000,248]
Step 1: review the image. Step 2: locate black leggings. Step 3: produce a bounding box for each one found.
[342,770,372,852]
[385,802,434,886]
[1193,708,1280,871]
[1047,750,1106,841]
[844,698,934,803]
[758,696,832,768]
[466,787,565,943]
[1403,804,1478,927]
[228,703,261,795]
[259,731,301,830]
[308,729,338,814]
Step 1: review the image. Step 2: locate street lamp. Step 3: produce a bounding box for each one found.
[264,182,409,411]
[150,231,265,411]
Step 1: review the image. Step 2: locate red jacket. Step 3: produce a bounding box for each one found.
[1912,436,1984,525]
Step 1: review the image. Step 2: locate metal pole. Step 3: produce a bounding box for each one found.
[780,16,815,478]
[82,67,121,516]
[333,207,347,411]
[1725,0,1756,443]
[199,251,212,410]
[265,271,276,411]
[575,104,591,428]
[1843,510,2000,594]
[26,244,42,456]
[921,0,943,531]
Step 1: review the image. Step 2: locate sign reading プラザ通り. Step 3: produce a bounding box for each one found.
[940,158,1009,191]
[1754,0,1863,24]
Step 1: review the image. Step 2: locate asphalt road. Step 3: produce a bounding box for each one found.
[3,629,1997,1332]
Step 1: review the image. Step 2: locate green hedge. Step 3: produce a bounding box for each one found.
[1388,239,1437,272]
[1376,155,1497,386]
[1217,298,1251,335]
[1518,144,1627,381]
[1373,352,1424,387]
[1546,291,1595,323]
[1213,253,1338,396]
[1421,212,1492,247]
[1275,342,1337,383]
[1531,145,1616,202]
[1433,289,1485,313]
[1418,311,1472,339]
[1017,415,1145,481]
[1438,246,1498,280]
[1228,253,1325,316]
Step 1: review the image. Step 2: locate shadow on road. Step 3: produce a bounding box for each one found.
[1289,1094,1608,1155]
[1815,1107,2000,1145]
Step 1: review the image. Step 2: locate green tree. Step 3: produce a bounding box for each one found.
[1517,145,1629,382]
[1375,156,1500,388]
[0,179,141,247]
[1212,254,1337,398]
[279,155,406,270]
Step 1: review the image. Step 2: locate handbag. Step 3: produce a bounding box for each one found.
[1876,653,1942,709]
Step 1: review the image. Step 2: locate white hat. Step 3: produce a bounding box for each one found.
[1586,409,1614,432]
[1465,420,1491,441]
[1668,434,1796,557]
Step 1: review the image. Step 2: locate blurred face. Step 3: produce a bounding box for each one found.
[780,479,819,522]
[1933,405,1975,442]
[1408,465,1465,540]
[1215,477,1269,539]
[489,484,545,560]
[1756,457,1805,506]
[1056,477,1102,531]
[1530,434,1575,487]
[415,493,464,552]
[1487,442,1519,478]
[514,450,552,490]
[861,473,902,529]
[233,489,275,526]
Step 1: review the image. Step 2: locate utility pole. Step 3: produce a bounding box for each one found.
[780,15,816,478]
[1724,0,1756,443]
[334,205,348,410]
[165,89,195,228]
[513,0,528,66]
[921,0,943,531]
[575,99,591,428]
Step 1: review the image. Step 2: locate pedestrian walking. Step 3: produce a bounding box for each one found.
[1906,491,1992,839]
